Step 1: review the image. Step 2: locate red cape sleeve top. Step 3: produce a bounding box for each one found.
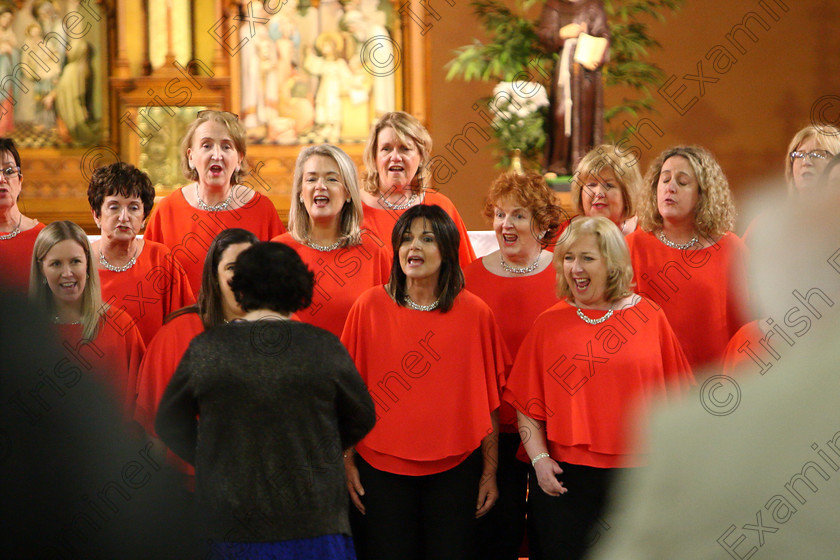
[144,187,286,294]
[503,298,694,469]
[463,259,558,431]
[341,286,509,475]
[0,222,45,293]
[134,311,205,437]
[134,310,204,477]
[360,191,477,270]
[626,230,750,371]
[722,320,783,377]
[98,240,196,345]
[55,308,146,419]
[272,230,391,337]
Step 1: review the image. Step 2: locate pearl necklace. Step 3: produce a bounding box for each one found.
[576,307,613,325]
[196,184,233,212]
[100,248,138,273]
[305,237,341,252]
[657,230,698,250]
[404,294,440,311]
[500,254,541,274]
[0,214,22,240]
[380,191,423,210]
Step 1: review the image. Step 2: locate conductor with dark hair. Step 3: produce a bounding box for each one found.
[156,242,375,559]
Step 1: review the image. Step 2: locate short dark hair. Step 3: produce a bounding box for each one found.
[87,162,156,219]
[0,137,22,171]
[387,204,464,313]
[231,242,314,314]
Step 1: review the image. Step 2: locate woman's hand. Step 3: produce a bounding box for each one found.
[344,452,366,514]
[475,471,498,518]
[534,455,567,497]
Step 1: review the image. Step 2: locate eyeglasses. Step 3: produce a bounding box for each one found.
[196,110,239,120]
[0,166,20,178]
[789,150,833,162]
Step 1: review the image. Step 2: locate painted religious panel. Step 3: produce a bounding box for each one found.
[237,0,400,145]
[0,0,106,147]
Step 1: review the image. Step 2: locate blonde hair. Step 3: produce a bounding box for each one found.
[180,110,248,186]
[30,221,103,341]
[785,124,840,191]
[362,111,432,195]
[571,144,641,220]
[639,146,735,238]
[289,144,364,247]
[553,216,634,304]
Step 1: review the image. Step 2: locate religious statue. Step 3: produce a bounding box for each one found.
[537,0,610,175]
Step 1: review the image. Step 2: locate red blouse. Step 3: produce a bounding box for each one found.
[626,230,750,371]
[722,320,788,377]
[504,299,694,468]
[144,187,286,294]
[0,222,45,293]
[134,310,205,477]
[361,190,476,270]
[54,309,146,419]
[98,240,195,345]
[272,231,390,337]
[341,286,509,476]
[463,259,557,431]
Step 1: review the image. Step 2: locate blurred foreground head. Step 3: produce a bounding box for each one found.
[0,292,198,558]
[588,181,840,560]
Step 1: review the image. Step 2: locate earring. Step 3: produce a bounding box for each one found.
[188,161,195,170]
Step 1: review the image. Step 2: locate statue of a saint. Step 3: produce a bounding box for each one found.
[537,0,610,175]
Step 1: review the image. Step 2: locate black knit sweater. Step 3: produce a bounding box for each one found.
[155,320,376,542]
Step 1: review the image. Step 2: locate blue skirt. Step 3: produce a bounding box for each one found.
[208,534,356,560]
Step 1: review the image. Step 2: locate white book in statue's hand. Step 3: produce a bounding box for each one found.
[574,33,608,70]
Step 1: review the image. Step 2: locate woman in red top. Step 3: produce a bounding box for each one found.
[626,145,749,371]
[144,110,285,293]
[504,217,694,560]
[342,205,508,559]
[134,228,259,483]
[0,138,45,293]
[463,170,561,560]
[359,111,476,269]
[273,144,389,337]
[29,221,145,418]
[88,162,195,345]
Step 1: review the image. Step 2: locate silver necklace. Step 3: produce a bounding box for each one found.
[500,254,541,274]
[404,294,440,311]
[0,214,22,240]
[657,230,698,250]
[305,237,341,252]
[576,307,613,325]
[196,184,233,212]
[53,315,81,325]
[100,248,138,272]
[380,191,423,210]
